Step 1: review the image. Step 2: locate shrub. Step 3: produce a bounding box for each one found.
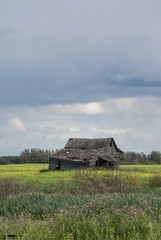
[39,168,55,173]
[147,174,161,188]
[39,168,50,173]
[0,178,34,199]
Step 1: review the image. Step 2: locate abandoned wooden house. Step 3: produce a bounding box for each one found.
[49,137,123,170]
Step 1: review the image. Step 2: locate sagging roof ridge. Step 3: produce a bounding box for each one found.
[65,137,113,150]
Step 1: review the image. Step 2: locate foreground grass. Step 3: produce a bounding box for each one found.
[0,206,160,240]
[0,165,161,239]
[0,188,160,240]
[0,187,161,218]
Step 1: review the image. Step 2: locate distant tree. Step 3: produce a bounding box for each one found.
[20,149,30,163]
[0,156,20,165]
[19,148,55,163]
[148,151,161,164]
[0,157,11,165]
[120,151,149,165]
[137,152,149,164]
[121,150,161,165]
[120,152,138,164]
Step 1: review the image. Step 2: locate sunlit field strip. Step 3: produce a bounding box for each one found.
[0,164,160,183]
[120,165,161,181]
[120,164,161,172]
[0,164,72,183]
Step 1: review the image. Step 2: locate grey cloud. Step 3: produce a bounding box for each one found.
[2,0,161,156]
[0,1,161,105]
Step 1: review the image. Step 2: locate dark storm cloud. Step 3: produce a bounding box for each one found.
[0,0,161,106]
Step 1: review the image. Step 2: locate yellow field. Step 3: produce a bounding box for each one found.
[0,164,160,183]
[120,164,161,172]
[0,164,73,183]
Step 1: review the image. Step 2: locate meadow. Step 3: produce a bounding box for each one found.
[0,164,72,183]
[1,163,161,183]
[0,164,161,239]
[121,164,161,173]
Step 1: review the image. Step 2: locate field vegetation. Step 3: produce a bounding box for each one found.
[0,164,161,239]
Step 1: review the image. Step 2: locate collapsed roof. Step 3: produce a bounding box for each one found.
[51,138,122,165]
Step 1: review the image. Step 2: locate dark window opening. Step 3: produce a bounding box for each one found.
[110,142,112,147]
[56,161,61,170]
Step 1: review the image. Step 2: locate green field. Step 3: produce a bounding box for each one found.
[120,164,161,172]
[120,165,161,181]
[0,163,160,183]
[0,164,161,239]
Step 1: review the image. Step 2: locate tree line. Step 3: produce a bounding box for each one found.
[0,149,161,165]
[120,151,161,165]
[0,148,58,165]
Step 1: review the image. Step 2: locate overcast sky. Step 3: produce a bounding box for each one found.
[0,0,161,156]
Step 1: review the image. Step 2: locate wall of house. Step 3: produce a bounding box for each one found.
[49,158,87,170]
[111,150,122,161]
[105,142,122,162]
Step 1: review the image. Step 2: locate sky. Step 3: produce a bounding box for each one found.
[0,0,161,156]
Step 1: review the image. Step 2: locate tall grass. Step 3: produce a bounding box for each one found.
[0,180,160,219]
[0,203,160,240]
[73,169,138,194]
[147,174,161,187]
[0,178,34,199]
[0,166,161,239]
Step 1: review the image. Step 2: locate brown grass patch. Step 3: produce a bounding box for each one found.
[73,169,137,194]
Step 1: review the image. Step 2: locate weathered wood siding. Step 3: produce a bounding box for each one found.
[105,139,122,162]
[49,158,88,170]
